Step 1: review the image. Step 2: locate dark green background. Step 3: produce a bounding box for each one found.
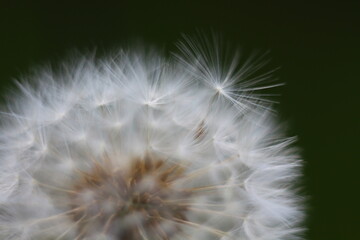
[0,1,359,239]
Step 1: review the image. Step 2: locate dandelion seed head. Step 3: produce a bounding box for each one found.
[0,36,304,240]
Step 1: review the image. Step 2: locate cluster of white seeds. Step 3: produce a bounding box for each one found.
[0,37,303,240]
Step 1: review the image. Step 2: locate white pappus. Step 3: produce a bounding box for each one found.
[0,36,304,240]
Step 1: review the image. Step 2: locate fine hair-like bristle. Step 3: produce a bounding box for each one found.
[0,36,303,240]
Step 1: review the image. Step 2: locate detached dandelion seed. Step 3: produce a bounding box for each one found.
[0,36,304,240]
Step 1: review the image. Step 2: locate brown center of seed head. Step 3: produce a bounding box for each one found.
[68,154,190,240]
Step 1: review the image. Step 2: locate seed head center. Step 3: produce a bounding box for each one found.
[68,154,190,239]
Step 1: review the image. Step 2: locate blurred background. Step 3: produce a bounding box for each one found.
[0,1,359,239]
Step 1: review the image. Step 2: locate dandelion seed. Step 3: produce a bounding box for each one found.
[0,36,303,240]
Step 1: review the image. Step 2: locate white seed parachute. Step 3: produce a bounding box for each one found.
[0,36,303,240]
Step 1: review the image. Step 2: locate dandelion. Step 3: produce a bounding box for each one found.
[0,36,303,240]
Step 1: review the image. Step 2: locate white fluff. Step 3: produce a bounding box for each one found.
[0,36,303,240]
